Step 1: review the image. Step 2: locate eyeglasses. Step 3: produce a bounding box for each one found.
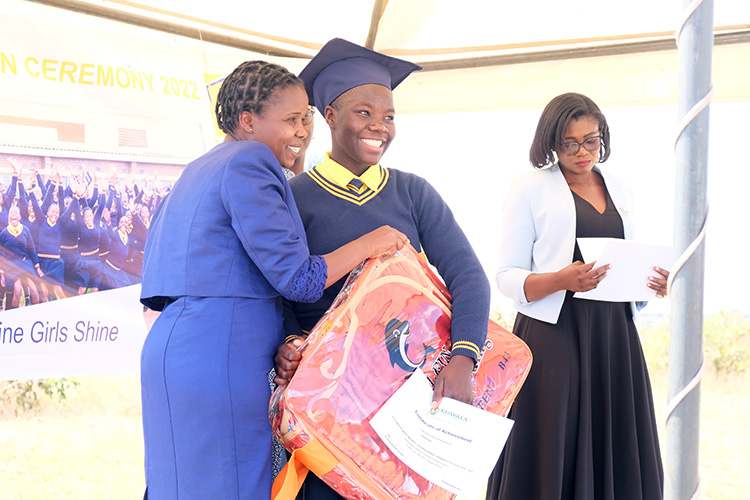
[559,136,602,156]
[301,107,315,126]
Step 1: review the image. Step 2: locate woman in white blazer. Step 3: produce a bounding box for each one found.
[486,93,668,500]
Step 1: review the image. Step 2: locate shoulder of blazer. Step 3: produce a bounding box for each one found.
[533,164,576,208]
[507,165,562,195]
[504,165,576,220]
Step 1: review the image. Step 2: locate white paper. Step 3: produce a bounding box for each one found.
[369,369,514,496]
[574,238,673,302]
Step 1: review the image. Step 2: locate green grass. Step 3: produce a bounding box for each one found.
[649,369,750,499]
[0,375,144,500]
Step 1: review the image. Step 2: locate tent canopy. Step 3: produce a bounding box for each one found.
[24,0,750,60]
[17,0,750,113]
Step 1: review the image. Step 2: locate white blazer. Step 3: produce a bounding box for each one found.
[495,164,636,324]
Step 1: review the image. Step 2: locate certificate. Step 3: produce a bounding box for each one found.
[370,369,514,497]
[574,238,673,302]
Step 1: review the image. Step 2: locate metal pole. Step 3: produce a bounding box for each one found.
[666,0,713,498]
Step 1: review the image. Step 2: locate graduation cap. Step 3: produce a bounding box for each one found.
[299,38,422,114]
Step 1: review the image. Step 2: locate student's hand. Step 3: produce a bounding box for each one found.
[648,266,670,297]
[7,157,20,176]
[72,178,86,198]
[273,338,305,386]
[36,267,44,278]
[360,225,409,258]
[559,260,610,293]
[431,354,474,410]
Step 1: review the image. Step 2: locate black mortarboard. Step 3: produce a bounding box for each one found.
[298,38,422,114]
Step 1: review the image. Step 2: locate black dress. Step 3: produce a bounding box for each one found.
[487,187,663,500]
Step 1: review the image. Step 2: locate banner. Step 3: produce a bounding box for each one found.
[0,5,293,162]
[0,3,309,381]
[0,284,148,380]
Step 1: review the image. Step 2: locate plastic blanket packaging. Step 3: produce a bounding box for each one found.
[270,244,532,500]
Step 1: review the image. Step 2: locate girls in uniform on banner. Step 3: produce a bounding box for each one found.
[22,169,75,302]
[69,191,105,295]
[0,157,166,307]
[99,214,133,291]
[0,206,43,308]
[126,202,150,280]
[0,167,19,307]
[0,164,19,234]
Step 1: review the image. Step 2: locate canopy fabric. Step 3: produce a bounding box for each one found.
[14,0,750,114]
[21,0,750,61]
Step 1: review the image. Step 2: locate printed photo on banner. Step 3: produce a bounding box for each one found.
[0,156,157,380]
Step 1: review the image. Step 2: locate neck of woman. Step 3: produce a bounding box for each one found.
[561,169,600,187]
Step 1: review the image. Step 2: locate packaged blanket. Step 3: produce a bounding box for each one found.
[270,244,532,500]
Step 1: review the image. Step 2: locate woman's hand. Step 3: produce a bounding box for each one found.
[648,266,670,297]
[431,354,474,409]
[523,260,611,302]
[273,338,305,386]
[559,260,610,293]
[359,225,409,258]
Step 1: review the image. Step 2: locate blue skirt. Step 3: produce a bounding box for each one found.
[2,256,36,282]
[60,247,80,286]
[72,253,103,289]
[140,295,284,500]
[99,261,131,290]
[39,256,65,286]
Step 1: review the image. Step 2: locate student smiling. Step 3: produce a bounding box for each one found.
[274,38,491,500]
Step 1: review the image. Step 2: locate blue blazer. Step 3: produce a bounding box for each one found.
[140,141,314,310]
[495,164,636,324]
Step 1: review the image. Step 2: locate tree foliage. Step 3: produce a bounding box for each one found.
[1,378,80,416]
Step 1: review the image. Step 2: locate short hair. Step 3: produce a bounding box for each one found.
[529,93,611,169]
[215,61,303,135]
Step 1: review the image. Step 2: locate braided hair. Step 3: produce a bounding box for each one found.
[215,61,303,136]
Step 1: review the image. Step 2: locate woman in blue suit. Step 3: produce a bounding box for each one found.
[139,60,407,500]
